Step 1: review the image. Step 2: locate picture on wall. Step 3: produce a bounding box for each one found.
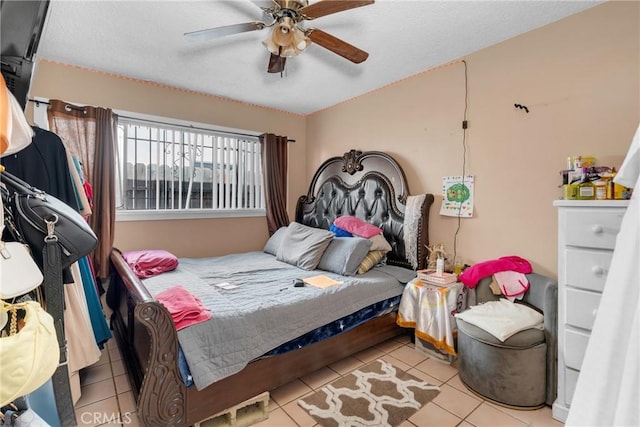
[440,175,474,217]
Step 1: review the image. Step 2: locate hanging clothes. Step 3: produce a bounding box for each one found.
[0,126,79,211]
[0,79,33,156]
[77,256,111,347]
[64,148,92,217]
[0,126,110,365]
[65,262,101,403]
[566,124,640,427]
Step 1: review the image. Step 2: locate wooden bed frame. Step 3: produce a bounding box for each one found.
[106,149,434,426]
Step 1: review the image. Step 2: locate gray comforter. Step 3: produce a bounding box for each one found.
[143,251,415,390]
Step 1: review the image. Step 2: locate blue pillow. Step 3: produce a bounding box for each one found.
[318,237,372,276]
[330,224,353,237]
[276,222,335,270]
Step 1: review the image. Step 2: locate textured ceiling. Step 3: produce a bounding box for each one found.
[37,0,602,115]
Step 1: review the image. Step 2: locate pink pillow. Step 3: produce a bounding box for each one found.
[334,216,383,239]
[122,249,179,279]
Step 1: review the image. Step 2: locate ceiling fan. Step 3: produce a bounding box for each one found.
[184,0,374,74]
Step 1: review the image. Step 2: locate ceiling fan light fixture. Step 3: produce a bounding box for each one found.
[292,27,310,51]
[263,17,309,58]
[273,17,294,46]
[262,36,280,54]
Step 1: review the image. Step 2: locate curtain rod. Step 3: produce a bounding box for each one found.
[117,113,261,140]
[28,98,86,113]
[29,99,296,142]
[118,114,296,143]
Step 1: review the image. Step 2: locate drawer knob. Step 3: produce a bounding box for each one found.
[591,224,604,234]
[592,266,605,275]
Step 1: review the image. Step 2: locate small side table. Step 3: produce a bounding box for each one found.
[397,278,468,361]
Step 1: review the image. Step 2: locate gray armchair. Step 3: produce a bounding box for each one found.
[456,273,557,408]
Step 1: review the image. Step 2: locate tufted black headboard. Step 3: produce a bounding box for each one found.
[295,150,434,270]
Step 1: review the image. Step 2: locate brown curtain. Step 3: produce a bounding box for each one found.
[48,100,117,280]
[259,133,290,234]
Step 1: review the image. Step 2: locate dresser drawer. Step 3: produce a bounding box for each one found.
[565,368,580,406]
[564,209,625,250]
[565,248,612,292]
[566,288,601,331]
[564,329,591,370]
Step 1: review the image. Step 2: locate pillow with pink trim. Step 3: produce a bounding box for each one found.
[334,216,383,239]
[122,249,179,279]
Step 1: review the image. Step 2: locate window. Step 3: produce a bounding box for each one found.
[115,115,264,221]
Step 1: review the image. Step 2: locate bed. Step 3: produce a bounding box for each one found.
[106,149,434,426]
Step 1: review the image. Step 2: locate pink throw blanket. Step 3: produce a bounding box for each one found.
[459,256,532,288]
[122,249,179,279]
[155,285,212,330]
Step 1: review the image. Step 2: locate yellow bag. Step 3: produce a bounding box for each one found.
[0,300,59,406]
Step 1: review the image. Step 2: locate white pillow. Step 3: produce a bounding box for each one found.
[455,299,544,342]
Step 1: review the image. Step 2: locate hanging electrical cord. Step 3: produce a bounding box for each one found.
[453,59,468,261]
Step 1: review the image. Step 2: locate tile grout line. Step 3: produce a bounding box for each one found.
[110,341,134,426]
[107,344,123,424]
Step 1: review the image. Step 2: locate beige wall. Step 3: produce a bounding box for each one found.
[29,2,639,273]
[29,61,307,257]
[306,1,639,277]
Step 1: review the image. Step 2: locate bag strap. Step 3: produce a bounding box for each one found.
[1,167,27,245]
[43,221,65,363]
[42,219,76,427]
[1,202,27,245]
[0,168,39,197]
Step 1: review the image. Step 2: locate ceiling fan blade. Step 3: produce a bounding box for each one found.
[308,28,368,63]
[250,0,277,11]
[184,22,265,42]
[267,53,287,73]
[299,0,374,20]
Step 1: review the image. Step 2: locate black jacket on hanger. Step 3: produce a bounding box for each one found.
[1,126,79,211]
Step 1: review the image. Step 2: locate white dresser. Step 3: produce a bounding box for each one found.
[552,200,629,422]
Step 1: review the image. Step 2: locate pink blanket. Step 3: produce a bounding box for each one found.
[122,249,179,279]
[459,256,532,288]
[155,285,212,330]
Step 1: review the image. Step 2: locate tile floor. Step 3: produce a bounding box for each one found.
[74,329,564,427]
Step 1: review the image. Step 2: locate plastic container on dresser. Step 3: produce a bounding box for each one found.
[551,199,629,422]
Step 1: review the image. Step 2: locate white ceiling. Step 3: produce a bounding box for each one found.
[37,0,602,115]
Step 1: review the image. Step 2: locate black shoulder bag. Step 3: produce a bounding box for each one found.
[0,169,97,269]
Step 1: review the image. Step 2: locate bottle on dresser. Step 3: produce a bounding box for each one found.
[575,167,596,200]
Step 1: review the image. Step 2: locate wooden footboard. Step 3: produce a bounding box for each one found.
[107,248,408,427]
[107,249,187,426]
